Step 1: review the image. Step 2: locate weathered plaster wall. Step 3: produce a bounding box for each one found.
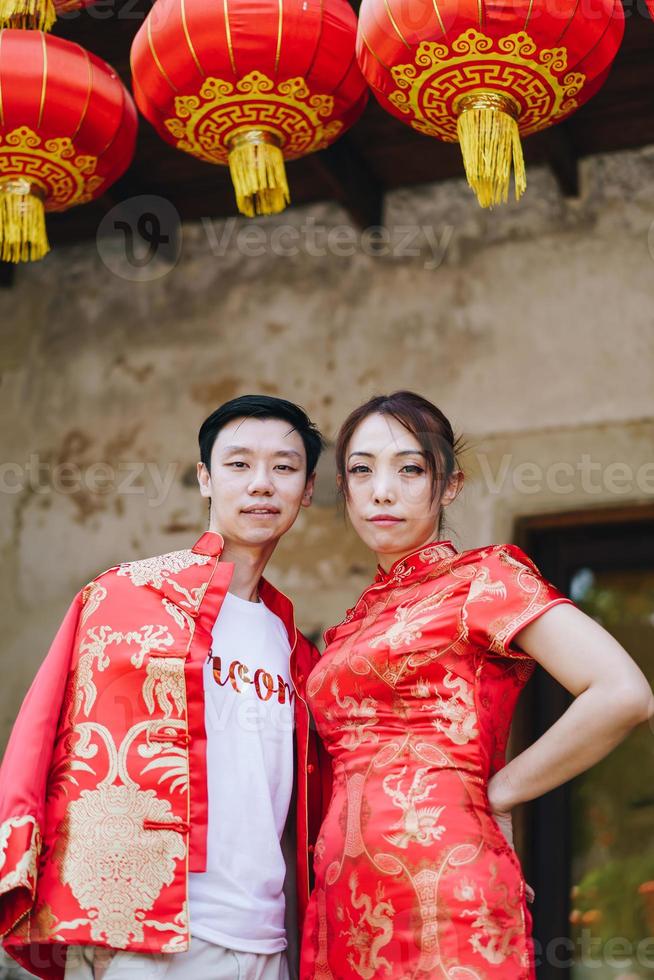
[1,145,654,758]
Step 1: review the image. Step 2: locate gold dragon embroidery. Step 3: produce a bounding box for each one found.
[382,766,446,849]
[341,874,394,979]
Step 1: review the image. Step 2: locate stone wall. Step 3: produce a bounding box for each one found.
[1,144,654,753]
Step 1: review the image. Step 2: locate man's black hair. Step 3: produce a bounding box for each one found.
[198,395,325,479]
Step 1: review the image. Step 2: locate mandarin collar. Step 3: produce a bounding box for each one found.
[190,531,296,645]
[374,539,458,585]
[191,530,225,557]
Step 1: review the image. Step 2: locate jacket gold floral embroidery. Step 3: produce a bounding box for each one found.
[0,532,330,980]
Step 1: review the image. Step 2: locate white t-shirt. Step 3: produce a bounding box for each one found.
[188,590,295,953]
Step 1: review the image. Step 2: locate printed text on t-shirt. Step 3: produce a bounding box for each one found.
[209,655,294,705]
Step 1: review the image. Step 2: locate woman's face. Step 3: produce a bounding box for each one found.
[342,412,460,569]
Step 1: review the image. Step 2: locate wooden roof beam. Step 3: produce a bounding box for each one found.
[546,123,580,199]
[312,134,384,230]
[0,262,15,288]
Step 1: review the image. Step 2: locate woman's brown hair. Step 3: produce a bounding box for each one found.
[335,391,465,531]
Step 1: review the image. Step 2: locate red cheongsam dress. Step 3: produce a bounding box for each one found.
[300,541,574,980]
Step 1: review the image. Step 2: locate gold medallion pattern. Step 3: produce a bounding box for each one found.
[59,784,186,947]
[0,127,103,210]
[164,70,343,163]
[388,28,586,140]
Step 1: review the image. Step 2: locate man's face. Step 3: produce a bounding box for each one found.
[197,416,314,548]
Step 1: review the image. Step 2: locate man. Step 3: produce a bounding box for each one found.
[0,396,331,980]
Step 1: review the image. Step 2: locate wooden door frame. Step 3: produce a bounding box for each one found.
[513,503,654,978]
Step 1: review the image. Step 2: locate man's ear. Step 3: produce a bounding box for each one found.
[301,472,316,507]
[197,461,211,498]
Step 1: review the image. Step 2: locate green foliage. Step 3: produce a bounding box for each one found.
[571,853,654,945]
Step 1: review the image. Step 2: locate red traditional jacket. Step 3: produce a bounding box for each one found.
[0,531,330,980]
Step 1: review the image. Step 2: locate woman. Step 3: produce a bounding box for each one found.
[300,391,653,980]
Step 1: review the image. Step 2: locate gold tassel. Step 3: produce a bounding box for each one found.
[227,130,290,218]
[0,0,55,29]
[455,91,526,209]
[0,179,50,263]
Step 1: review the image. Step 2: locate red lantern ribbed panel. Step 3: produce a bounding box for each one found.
[358,0,624,125]
[131,0,368,217]
[0,31,137,208]
[0,30,137,260]
[274,0,324,78]
[356,0,624,207]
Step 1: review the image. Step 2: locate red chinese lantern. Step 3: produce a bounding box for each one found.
[356,0,624,207]
[0,30,137,262]
[131,0,368,218]
[0,0,95,32]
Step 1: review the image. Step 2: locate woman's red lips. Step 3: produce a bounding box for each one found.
[369,515,403,523]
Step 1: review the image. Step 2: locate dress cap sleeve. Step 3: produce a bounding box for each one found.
[463,543,573,660]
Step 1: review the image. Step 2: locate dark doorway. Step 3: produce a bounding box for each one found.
[516,506,654,980]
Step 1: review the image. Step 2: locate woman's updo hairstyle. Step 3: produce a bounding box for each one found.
[334,391,465,532]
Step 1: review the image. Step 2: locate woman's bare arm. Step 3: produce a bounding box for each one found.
[487,603,654,814]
